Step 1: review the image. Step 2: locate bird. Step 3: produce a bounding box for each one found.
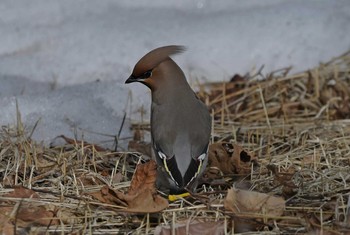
[125,45,211,194]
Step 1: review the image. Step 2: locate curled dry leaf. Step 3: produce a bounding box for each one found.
[89,160,168,213]
[204,142,258,180]
[224,187,285,232]
[116,160,168,213]
[88,185,128,207]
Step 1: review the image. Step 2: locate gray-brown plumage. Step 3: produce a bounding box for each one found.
[125,45,211,193]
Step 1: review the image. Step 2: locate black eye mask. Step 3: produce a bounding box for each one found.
[139,69,152,79]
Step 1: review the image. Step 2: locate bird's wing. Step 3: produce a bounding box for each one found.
[154,142,208,188]
[182,143,209,187]
[154,144,184,187]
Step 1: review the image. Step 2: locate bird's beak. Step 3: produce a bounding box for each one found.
[125,75,137,84]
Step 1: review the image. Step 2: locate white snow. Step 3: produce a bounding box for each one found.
[0,77,131,150]
[0,0,349,148]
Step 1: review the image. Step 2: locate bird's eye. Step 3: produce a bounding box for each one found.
[143,70,152,79]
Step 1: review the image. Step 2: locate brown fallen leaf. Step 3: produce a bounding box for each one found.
[154,219,225,235]
[3,186,59,228]
[204,142,258,180]
[267,164,298,198]
[16,206,58,226]
[89,160,168,213]
[5,186,40,199]
[224,187,285,232]
[89,185,128,207]
[128,159,157,193]
[116,160,168,213]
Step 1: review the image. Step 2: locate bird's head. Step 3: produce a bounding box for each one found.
[125,45,185,89]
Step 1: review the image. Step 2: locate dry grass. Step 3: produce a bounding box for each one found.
[1,51,350,234]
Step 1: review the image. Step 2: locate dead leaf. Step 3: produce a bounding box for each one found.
[224,187,285,232]
[128,159,157,194]
[5,186,39,199]
[3,186,59,227]
[116,160,168,213]
[89,160,168,213]
[204,142,257,180]
[89,185,128,207]
[154,220,225,235]
[16,206,58,226]
[267,164,298,198]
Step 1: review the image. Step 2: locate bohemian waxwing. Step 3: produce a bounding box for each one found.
[125,45,211,194]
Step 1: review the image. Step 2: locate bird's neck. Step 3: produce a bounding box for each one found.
[152,80,194,105]
[151,60,194,105]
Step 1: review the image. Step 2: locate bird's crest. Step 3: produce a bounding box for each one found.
[132,45,185,76]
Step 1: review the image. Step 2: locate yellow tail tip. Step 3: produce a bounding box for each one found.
[168,192,190,201]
